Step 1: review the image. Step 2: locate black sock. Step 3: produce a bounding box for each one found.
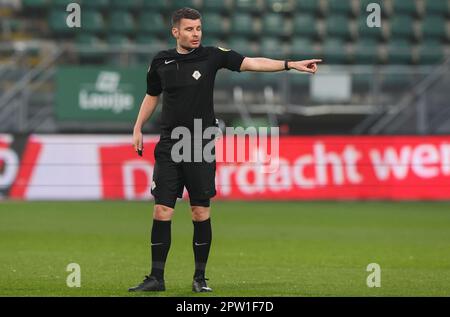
[150,219,171,281]
[193,218,212,279]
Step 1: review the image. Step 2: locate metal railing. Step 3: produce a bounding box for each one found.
[0,43,65,132]
[353,57,450,134]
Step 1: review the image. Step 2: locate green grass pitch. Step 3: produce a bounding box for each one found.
[1,201,450,297]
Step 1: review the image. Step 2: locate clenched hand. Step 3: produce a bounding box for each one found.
[289,59,323,74]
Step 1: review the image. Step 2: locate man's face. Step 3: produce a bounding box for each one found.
[172,18,202,50]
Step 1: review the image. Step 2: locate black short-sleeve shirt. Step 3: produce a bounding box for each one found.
[146,45,245,137]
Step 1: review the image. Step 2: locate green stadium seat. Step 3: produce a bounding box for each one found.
[76,33,102,45]
[360,0,387,17]
[22,0,49,9]
[48,7,105,35]
[80,10,105,35]
[106,35,131,64]
[259,37,284,59]
[229,71,258,88]
[107,34,131,46]
[234,0,264,14]
[48,9,72,35]
[322,38,348,64]
[391,0,418,16]
[352,66,374,92]
[142,0,170,12]
[424,1,449,16]
[326,15,352,39]
[289,38,317,60]
[135,35,168,53]
[418,40,445,65]
[230,14,255,37]
[386,39,413,64]
[203,0,230,13]
[76,34,106,62]
[357,18,384,40]
[381,71,415,90]
[227,37,257,57]
[292,14,319,39]
[264,0,293,13]
[201,13,225,37]
[259,71,284,87]
[136,34,169,65]
[83,0,110,10]
[201,36,223,47]
[3,18,21,33]
[261,13,290,37]
[170,0,201,10]
[110,0,141,11]
[288,71,309,88]
[295,0,322,15]
[421,15,448,41]
[327,0,354,16]
[353,39,379,64]
[390,15,415,40]
[52,0,79,7]
[109,11,135,34]
[138,12,166,36]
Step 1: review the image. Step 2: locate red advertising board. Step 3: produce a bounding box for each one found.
[5,135,450,201]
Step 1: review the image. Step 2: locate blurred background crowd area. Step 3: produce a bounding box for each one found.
[0,0,449,135]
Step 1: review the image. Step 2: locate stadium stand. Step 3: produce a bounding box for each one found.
[33,1,449,65]
[3,0,447,66]
[0,0,449,135]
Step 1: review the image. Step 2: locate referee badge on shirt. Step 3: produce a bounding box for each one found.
[192,70,201,80]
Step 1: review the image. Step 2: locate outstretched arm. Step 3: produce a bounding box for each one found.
[240,57,322,74]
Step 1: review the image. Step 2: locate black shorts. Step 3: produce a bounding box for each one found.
[151,139,216,208]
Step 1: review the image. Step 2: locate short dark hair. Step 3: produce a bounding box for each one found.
[171,7,202,27]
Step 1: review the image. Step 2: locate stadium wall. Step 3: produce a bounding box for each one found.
[1,134,450,201]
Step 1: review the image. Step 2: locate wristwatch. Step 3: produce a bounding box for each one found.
[284,60,290,71]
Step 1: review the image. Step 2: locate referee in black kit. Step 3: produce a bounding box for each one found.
[129,7,321,292]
